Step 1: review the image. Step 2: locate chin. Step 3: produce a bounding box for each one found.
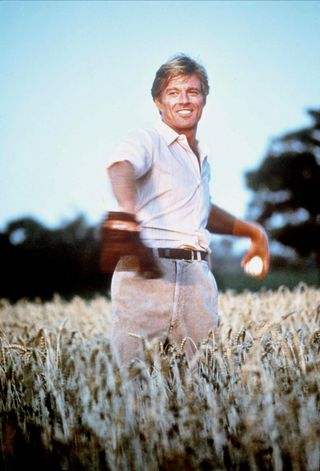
[175,117,196,126]
[177,122,197,130]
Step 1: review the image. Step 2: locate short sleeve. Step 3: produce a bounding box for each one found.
[106,128,154,179]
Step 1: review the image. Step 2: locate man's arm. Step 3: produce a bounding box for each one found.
[103,160,162,278]
[206,203,270,279]
[107,160,137,216]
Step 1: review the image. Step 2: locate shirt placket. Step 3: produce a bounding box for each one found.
[177,136,202,246]
[177,135,201,175]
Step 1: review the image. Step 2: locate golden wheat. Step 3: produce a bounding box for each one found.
[0,284,319,470]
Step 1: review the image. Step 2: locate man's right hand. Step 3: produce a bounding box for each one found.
[99,211,163,279]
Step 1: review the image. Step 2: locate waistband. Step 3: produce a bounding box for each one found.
[153,247,208,262]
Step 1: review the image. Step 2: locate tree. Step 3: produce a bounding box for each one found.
[0,214,109,301]
[245,108,320,267]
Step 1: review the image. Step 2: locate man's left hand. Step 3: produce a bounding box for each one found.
[241,223,270,280]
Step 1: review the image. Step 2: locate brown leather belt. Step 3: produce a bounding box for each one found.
[154,248,208,262]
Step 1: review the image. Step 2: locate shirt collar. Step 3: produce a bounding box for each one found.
[154,119,180,145]
[154,119,209,162]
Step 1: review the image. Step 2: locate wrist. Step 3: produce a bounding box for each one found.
[250,222,267,241]
[120,206,136,214]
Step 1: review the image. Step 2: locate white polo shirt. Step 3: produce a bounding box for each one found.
[106,120,213,251]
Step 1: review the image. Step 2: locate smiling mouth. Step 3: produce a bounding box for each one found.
[177,109,193,117]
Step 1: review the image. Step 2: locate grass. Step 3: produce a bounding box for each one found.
[215,267,319,293]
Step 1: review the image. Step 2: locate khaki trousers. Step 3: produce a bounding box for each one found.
[110,255,220,365]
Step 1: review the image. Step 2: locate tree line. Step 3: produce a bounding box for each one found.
[0,215,110,301]
[246,108,320,269]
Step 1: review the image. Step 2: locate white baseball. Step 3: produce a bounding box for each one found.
[244,256,263,277]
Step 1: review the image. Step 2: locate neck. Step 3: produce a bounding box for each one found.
[187,134,198,153]
[168,122,198,149]
[161,119,199,155]
[182,128,198,156]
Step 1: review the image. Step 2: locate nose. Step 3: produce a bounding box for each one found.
[179,91,189,103]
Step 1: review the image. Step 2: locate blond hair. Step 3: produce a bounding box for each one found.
[151,54,210,101]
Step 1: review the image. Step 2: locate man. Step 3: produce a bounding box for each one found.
[104,54,269,365]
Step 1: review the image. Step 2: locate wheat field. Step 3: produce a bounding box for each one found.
[0,284,319,470]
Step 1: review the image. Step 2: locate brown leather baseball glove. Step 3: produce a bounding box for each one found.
[99,211,163,279]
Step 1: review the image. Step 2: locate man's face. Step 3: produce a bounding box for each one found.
[155,74,206,134]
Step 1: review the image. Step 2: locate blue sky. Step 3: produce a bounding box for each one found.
[1,0,319,231]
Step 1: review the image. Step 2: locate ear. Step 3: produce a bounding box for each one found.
[154,97,163,114]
